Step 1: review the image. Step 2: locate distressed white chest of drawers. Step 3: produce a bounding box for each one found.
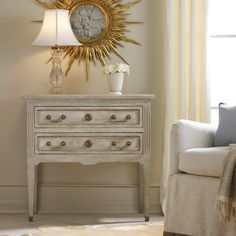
[24,94,154,222]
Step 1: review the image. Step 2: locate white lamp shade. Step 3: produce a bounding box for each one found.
[32,9,81,46]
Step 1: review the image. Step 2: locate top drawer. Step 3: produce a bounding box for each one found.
[35,107,142,128]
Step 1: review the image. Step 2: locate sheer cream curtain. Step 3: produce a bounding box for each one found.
[161,0,210,212]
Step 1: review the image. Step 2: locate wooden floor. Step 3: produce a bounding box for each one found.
[0,214,163,235]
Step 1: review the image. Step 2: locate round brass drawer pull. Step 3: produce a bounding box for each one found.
[46,115,51,120]
[61,141,66,147]
[85,113,93,121]
[85,140,93,148]
[46,142,51,147]
[126,141,132,147]
[111,141,117,146]
[61,115,66,120]
[126,115,131,120]
[111,115,116,120]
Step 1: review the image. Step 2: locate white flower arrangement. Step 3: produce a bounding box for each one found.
[103,63,130,76]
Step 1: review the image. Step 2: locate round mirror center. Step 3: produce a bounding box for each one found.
[70,4,106,42]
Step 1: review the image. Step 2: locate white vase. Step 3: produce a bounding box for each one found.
[107,72,124,95]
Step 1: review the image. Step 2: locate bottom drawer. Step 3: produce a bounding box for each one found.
[35,133,142,155]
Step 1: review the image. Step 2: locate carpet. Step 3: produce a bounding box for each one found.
[18,223,163,236]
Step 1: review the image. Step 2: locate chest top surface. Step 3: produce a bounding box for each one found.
[23,94,155,100]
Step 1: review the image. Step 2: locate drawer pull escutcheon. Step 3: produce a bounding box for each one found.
[111,114,116,120]
[45,114,66,123]
[85,113,93,121]
[110,114,131,123]
[61,115,66,120]
[85,140,93,148]
[46,116,64,123]
[46,115,51,120]
[111,141,117,146]
[61,141,66,147]
[126,141,132,147]
[46,142,51,147]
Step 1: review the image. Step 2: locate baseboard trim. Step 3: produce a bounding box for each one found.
[0,185,161,214]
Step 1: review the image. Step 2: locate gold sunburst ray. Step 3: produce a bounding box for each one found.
[33,0,142,80]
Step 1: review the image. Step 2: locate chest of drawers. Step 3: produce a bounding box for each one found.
[24,94,154,222]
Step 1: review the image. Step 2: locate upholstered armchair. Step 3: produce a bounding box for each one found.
[163,120,236,236]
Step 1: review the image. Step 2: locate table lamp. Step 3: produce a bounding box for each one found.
[32,9,81,94]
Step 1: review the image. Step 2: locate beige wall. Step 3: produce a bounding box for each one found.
[0,0,166,213]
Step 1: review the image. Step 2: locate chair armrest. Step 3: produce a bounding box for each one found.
[169,120,216,175]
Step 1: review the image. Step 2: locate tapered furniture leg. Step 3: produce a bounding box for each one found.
[139,164,144,213]
[143,162,150,222]
[27,163,35,222]
[34,165,38,213]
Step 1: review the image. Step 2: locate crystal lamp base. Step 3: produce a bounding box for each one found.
[49,47,64,94]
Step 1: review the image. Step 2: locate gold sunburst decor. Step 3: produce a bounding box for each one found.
[33,0,142,80]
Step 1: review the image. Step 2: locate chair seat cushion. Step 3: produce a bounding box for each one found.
[179,147,230,177]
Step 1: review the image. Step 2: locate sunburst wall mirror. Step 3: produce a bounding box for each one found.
[33,0,142,80]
